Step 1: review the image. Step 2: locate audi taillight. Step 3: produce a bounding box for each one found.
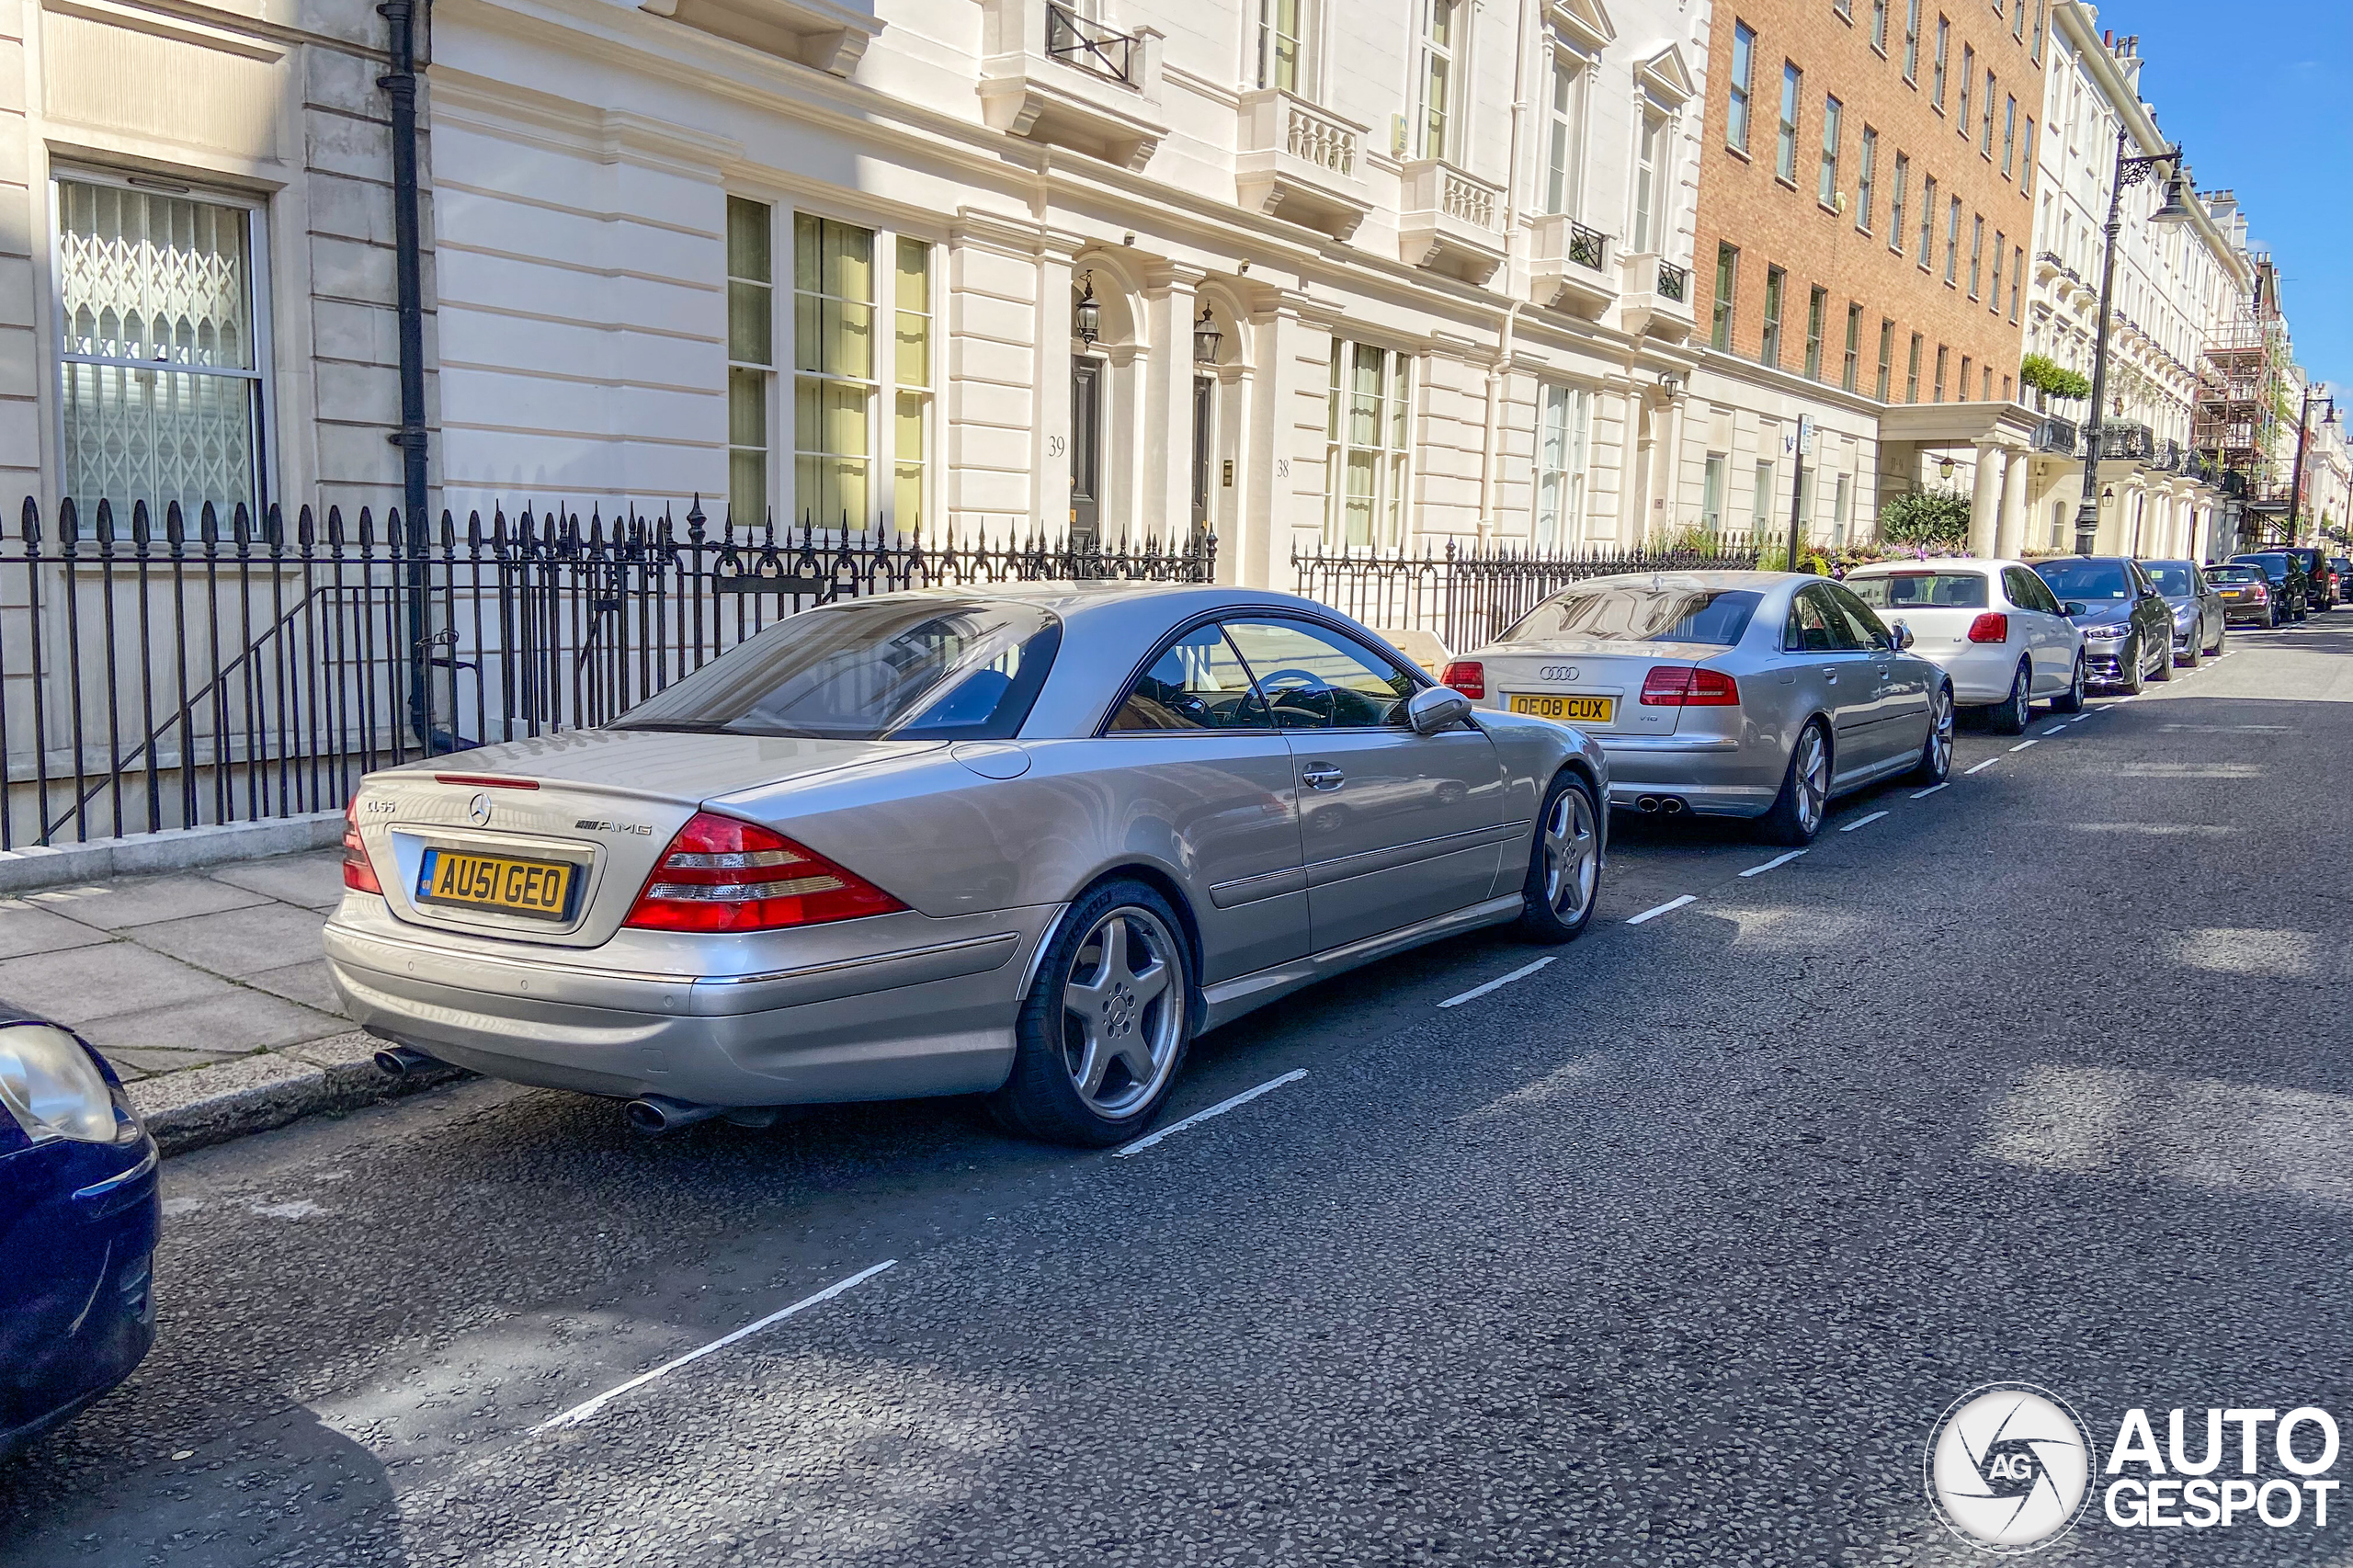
[1439,661,1486,699]
[622,812,905,934]
[1640,665,1740,707]
[341,798,382,894]
[1966,612,2010,644]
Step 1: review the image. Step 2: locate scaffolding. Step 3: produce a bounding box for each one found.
[2195,252,2294,540]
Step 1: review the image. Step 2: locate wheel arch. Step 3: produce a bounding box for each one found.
[1017,861,1209,1033]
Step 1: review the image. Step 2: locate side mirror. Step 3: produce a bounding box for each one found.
[2063,600,2089,617]
[1406,685,1474,736]
[1889,620,1916,652]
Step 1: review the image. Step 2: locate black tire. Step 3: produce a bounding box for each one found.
[1909,683,1955,784]
[1987,659,2032,734]
[2118,638,2146,695]
[2177,637,2200,670]
[2052,652,2087,714]
[2268,605,2280,630]
[1759,720,1831,846]
[2210,625,2227,657]
[2149,633,2175,680]
[1517,771,1601,944]
[988,879,1192,1148]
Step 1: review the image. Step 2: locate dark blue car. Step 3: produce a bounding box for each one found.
[0,1020,159,1459]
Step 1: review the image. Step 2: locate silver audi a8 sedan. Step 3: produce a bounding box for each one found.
[326,585,1607,1147]
[1440,571,1953,845]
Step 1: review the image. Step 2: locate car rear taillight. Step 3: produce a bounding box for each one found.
[1966,612,2010,643]
[1438,661,1486,699]
[341,798,382,894]
[1640,665,1740,707]
[2252,585,2269,601]
[622,812,906,934]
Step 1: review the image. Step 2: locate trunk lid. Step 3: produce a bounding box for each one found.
[350,730,942,949]
[1477,637,1728,737]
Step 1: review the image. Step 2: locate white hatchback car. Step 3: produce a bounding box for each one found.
[1841,559,2085,733]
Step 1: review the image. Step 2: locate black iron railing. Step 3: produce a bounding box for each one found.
[1292,536,1762,656]
[1567,222,1608,271]
[2031,415,2080,455]
[0,498,1211,847]
[2096,421,2156,461]
[1655,260,1690,302]
[1045,1,1138,84]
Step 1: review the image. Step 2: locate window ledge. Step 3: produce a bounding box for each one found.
[1724,143,1753,164]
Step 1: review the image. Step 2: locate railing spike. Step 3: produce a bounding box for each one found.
[95,497,115,546]
[130,498,150,548]
[325,504,346,548]
[165,500,186,549]
[297,504,315,548]
[356,506,373,550]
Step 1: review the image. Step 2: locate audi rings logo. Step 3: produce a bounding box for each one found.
[467,792,494,827]
[1925,1382,2097,1553]
[1539,665,1582,682]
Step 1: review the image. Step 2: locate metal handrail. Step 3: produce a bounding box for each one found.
[1045,1,1137,85]
[1655,260,1690,302]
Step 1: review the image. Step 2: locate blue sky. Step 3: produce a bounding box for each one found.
[2109,0,2353,390]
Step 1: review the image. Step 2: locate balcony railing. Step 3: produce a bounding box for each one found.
[1566,221,1608,271]
[1282,97,1356,175]
[2032,415,2080,455]
[2093,420,2156,462]
[1655,260,1689,302]
[1045,0,1135,84]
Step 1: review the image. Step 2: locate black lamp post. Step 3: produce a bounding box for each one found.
[2284,384,2336,541]
[2075,129,2194,553]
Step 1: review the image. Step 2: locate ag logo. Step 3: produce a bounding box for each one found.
[1925,1382,2096,1553]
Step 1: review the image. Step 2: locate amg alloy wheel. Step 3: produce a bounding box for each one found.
[1518,772,1599,943]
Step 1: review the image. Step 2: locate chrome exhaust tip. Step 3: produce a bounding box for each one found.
[1661,797,1688,815]
[1636,795,1662,813]
[372,1044,439,1079]
[624,1095,725,1138]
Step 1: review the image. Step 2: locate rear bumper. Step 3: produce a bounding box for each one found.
[1596,733,1775,818]
[1911,645,2026,706]
[324,904,1048,1107]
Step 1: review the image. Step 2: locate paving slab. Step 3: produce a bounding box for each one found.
[0,941,235,1020]
[205,850,347,910]
[79,989,343,1059]
[56,873,271,931]
[244,958,347,1014]
[122,1051,329,1153]
[120,901,332,978]
[0,903,113,960]
[107,1043,246,1075]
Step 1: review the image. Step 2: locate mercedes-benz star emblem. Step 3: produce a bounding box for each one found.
[467,792,493,827]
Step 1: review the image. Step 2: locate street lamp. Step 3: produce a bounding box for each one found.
[2075,131,2193,553]
[2284,384,2337,541]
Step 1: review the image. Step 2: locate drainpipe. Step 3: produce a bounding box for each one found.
[381,0,435,750]
[1476,0,1539,543]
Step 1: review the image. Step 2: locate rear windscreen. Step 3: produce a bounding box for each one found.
[2035,561,2131,601]
[1845,573,1989,609]
[2209,567,2260,584]
[614,598,1061,741]
[2141,563,2194,596]
[1501,585,1763,647]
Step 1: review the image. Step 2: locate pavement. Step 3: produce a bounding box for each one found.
[4,615,2351,1565]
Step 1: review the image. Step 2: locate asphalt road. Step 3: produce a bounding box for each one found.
[7,616,2352,1567]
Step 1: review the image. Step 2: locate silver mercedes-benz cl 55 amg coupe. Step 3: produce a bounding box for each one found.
[325,585,1608,1146]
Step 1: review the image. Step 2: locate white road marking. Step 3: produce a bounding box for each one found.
[1115,1069,1308,1158]
[1965,757,2001,774]
[1626,894,1697,926]
[1911,782,1949,800]
[1438,957,1556,1009]
[2009,739,2040,753]
[1840,811,1890,833]
[1740,849,1809,878]
[531,1260,898,1434]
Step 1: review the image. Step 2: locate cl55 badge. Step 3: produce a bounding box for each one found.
[574,818,654,835]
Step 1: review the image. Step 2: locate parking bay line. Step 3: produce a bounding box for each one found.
[532,1259,899,1434]
[1911,782,1949,800]
[2009,739,2040,753]
[1626,893,1696,926]
[1740,849,1809,878]
[1438,956,1556,1009]
[1115,1069,1307,1158]
[1964,757,2002,775]
[1840,811,1890,833]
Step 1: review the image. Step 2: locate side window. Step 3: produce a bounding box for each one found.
[1222,618,1418,730]
[2002,566,2044,612]
[1828,585,1893,649]
[1107,624,1270,732]
[1786,586,1860,653]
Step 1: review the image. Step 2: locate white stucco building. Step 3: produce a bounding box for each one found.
[2020,6,2246,561]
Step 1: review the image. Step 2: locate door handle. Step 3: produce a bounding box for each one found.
[1300,765,1345,790]
[1820,666,1839,684]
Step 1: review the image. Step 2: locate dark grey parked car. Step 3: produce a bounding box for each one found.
[2139,559,2226,667]
[2031,557,2176,693]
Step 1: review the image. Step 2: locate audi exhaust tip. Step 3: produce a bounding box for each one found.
[624,1096,725,1137]
[372,1044,440,1079]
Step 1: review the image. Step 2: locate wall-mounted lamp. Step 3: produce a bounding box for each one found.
[1192,304,1222,366]
[1074,272,1101,347]
[1938,456,1957,481]
[1656,371,1684,398]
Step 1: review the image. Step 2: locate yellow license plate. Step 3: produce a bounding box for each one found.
[1509,694,1615,723]
[417,848,574,920]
